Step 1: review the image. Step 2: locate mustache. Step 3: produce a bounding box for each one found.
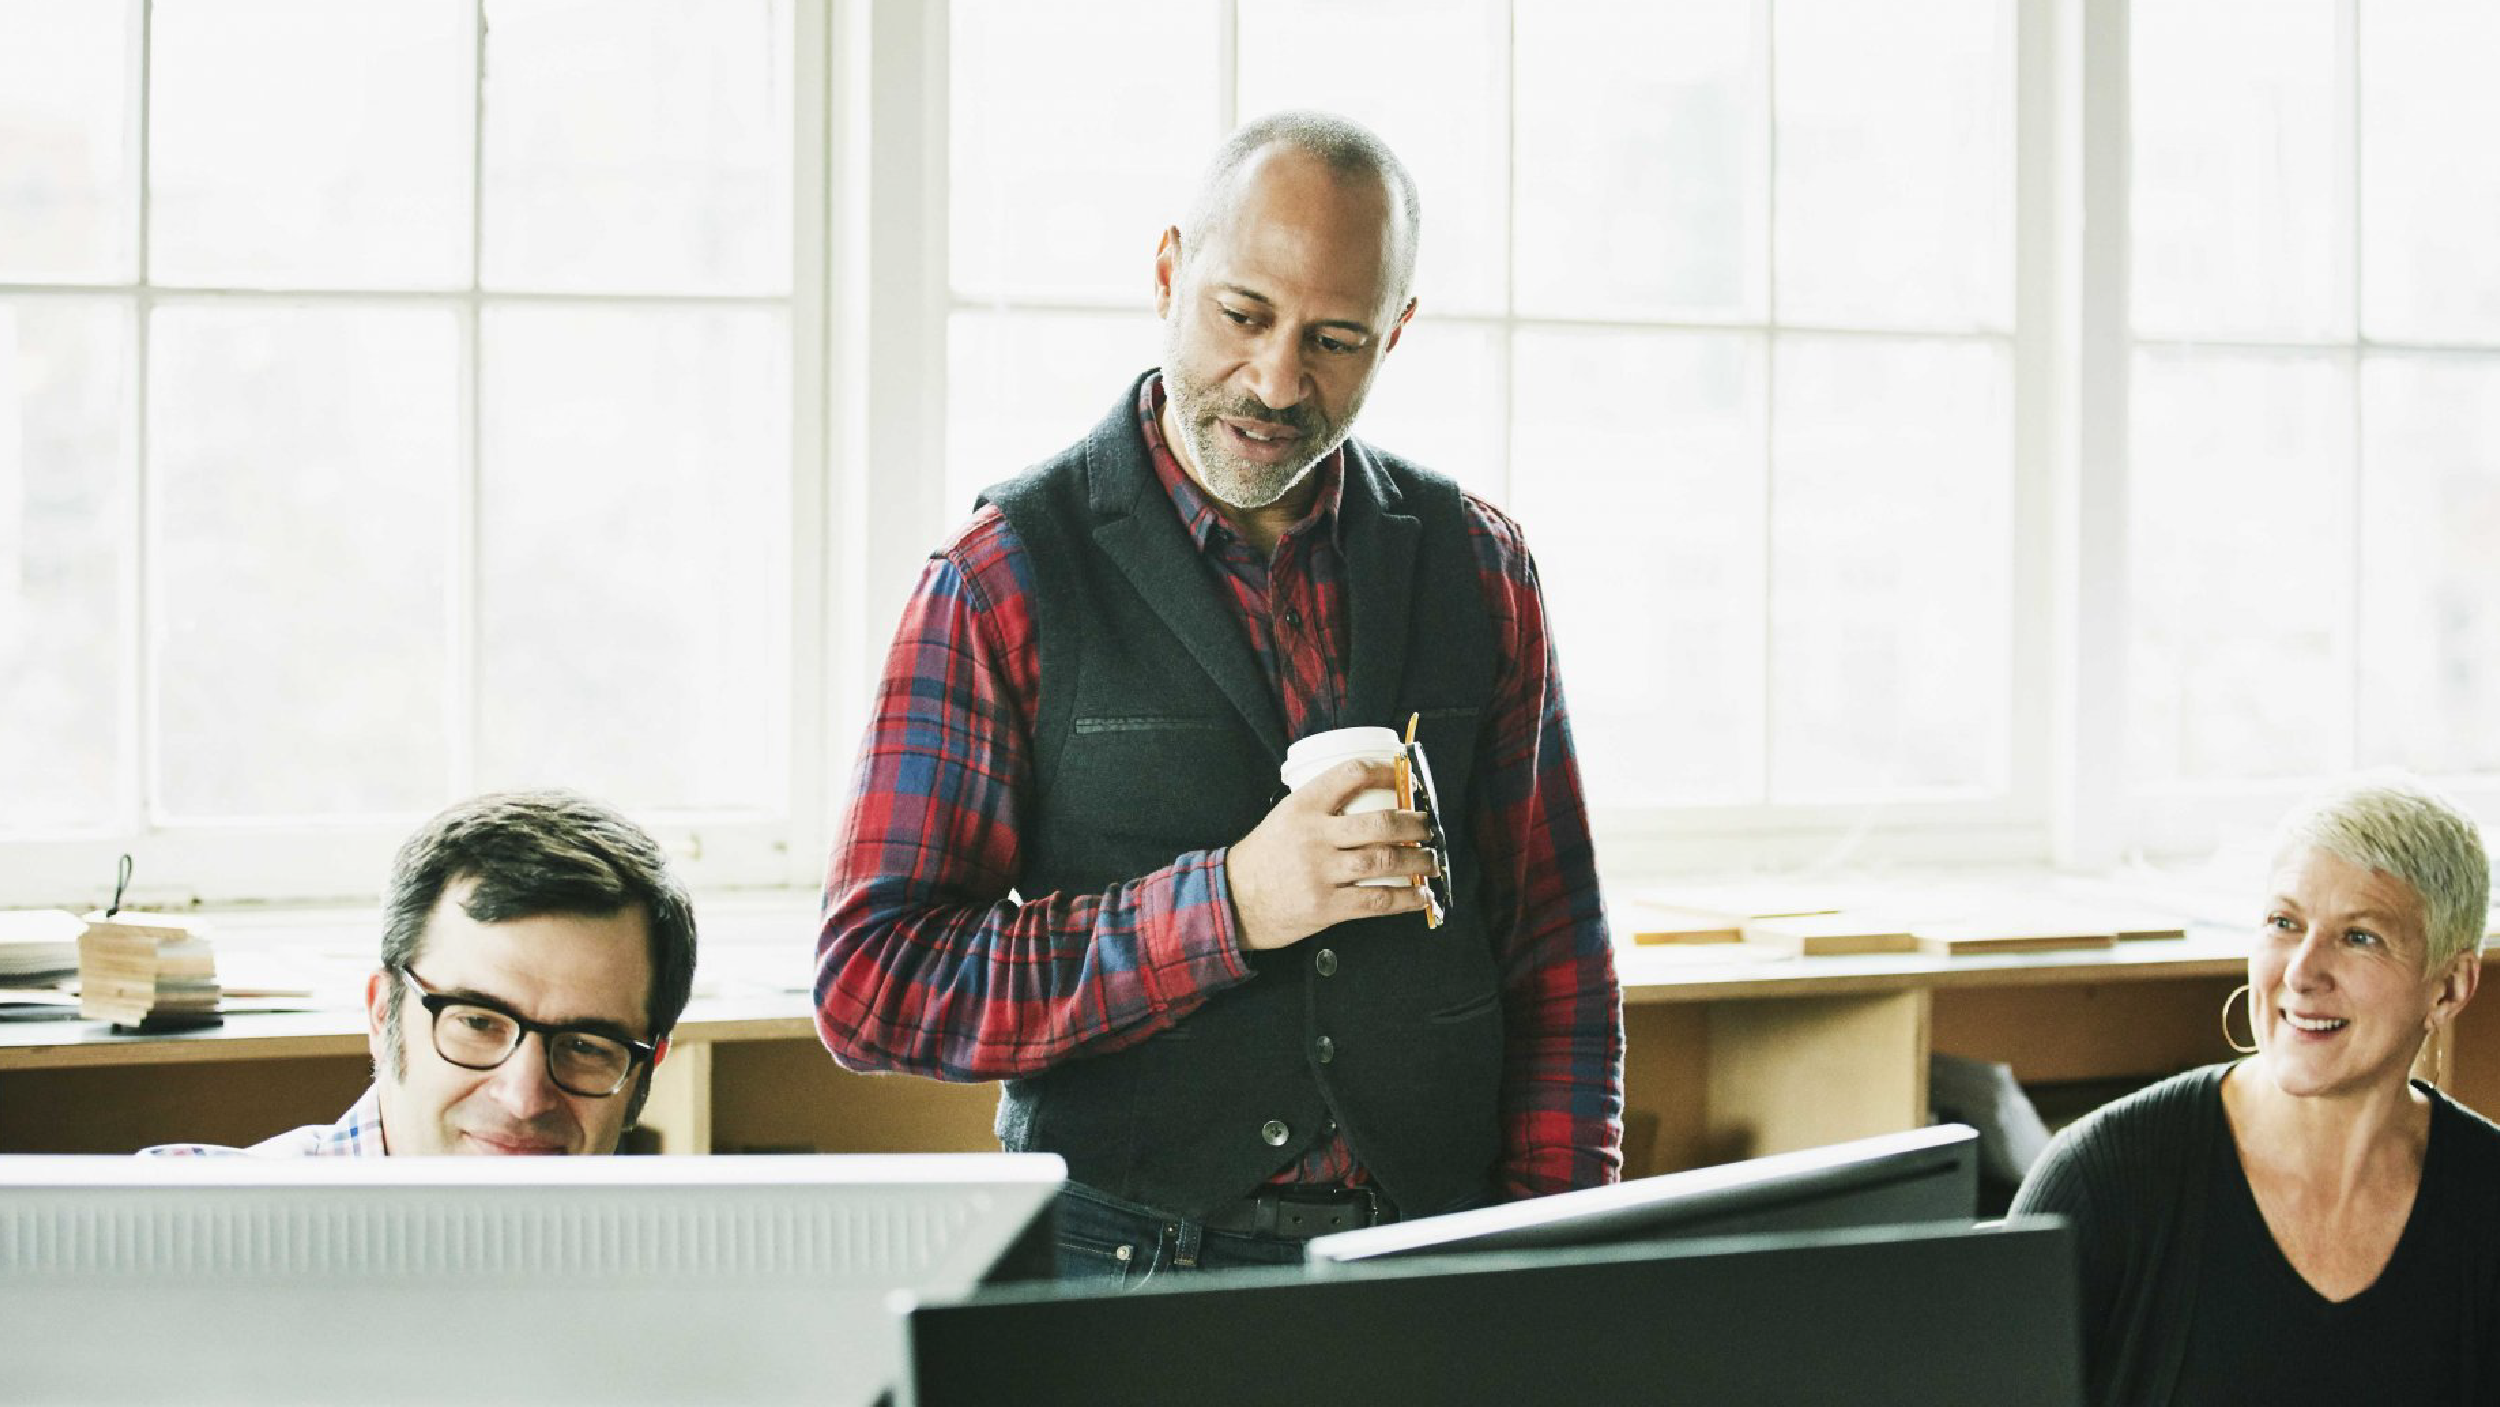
[1214,396,1325,436]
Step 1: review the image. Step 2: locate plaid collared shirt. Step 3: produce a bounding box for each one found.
[815,374,1622,1199]
[139,1082,388,1157]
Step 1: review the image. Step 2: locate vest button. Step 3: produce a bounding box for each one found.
[1314,1035,1335,1063]
[1261,1119,1291,1147]
[1282,608,1302,628]
[1314,948,1338,977]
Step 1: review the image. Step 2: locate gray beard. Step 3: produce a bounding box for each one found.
[1179,417,1312,510]
[1162,368,1349,512]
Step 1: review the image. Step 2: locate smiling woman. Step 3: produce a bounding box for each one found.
[2012,776,2500,1407]
[2251,847,2469,1106]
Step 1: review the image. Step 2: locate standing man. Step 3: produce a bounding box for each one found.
[817,111,1621,1277]
[147,789,698,1157]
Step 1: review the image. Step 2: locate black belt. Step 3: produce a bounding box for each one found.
[1196,1184,1394,1240]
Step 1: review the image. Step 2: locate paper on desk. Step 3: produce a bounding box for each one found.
[0,985,85,1022]
[0,910,84,983]
[0,985,80,1006]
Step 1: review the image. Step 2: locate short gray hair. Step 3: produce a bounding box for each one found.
[1180,109,1423,307]
[2275,776,2490,969]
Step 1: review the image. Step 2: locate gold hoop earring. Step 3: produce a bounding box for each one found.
[2416,1027,2447,1090]
[2220,984,2258,1056]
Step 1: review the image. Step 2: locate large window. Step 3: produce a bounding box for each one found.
[2,0,2494,909]
[2125,0,2500,848]
[947,0,2027,858]
[0,0,806,904]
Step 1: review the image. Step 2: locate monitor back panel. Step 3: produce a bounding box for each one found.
[0,1154,1061,1407]
[903,1218,2081,1407]
[1308,1122,1980,1264]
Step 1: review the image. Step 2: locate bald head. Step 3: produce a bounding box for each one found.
[1180,110,1422,311]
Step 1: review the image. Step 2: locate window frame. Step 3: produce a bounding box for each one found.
[8,0,2496,913]
[929,0,2062,873]
[0,0,837,908]
[2105,0,2500,859]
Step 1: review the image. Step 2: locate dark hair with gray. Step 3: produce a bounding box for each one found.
[1180,109,1423,307]
[2275,775,2491,969]
[377,789,698,1120]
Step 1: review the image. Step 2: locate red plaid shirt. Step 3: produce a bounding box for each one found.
[815,375,1622,1200]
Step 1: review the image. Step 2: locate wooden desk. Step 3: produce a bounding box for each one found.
[9,938,2494,1173]
[0,992,994,1160]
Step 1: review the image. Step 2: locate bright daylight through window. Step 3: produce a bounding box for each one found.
[0,0,796,902]
[0,0,2494,907]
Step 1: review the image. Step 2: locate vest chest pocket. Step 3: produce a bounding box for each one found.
[1072,715,1233,736]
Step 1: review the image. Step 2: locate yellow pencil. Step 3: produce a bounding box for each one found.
[1397,712,1439,928]
[1394,711,1418,809]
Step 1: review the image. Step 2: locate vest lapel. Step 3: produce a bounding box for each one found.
[1084,403,1290,759]
[1341,441,1421,730]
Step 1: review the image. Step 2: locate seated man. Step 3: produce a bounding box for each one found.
[145,789,698,1156]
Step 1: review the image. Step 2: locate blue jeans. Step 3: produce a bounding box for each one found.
[1053,1182,1313,1288]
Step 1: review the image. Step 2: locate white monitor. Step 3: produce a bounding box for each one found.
[0,1153,1063,1407]
[1307,1123,1979,1265]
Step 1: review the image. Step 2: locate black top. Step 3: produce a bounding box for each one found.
[977,373,1508,1220]
[2012,1062,2500,1406]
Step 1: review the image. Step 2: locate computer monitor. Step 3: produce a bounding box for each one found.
[0,1152,1062,1407]
[1306,1122,1980,1266]
[899,1216,2081,1407]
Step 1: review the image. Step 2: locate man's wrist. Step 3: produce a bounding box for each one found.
[1139,847,1255,1004]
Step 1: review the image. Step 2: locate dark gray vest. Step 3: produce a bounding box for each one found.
[979,373,1504,1220]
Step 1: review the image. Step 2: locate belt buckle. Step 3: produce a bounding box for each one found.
[1338,1185,1382,1229]
[1258,1185,1380,1239]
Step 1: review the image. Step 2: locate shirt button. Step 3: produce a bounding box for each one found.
[1261,1120,1292,1147]
[1314,948,1337,977]
[1314,1035,1335,1063]
[1281,608,1302,628]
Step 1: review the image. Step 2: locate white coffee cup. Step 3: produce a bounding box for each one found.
[1280,726,1407,886]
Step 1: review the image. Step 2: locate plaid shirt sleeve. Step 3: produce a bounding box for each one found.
[1464,494,1626,1198]
[813,508,1256,1083]
[136,1083,388,1157]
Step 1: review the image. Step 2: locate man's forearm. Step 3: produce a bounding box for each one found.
[1496,944,1627,1197]
[811,850,1252,1082]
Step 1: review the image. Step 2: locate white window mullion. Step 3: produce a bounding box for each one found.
[451,0,487,801]
[1217,0,1239,132]
[2341,0,2365,773]
[2336,342,2362,773]
[834,0,951,769]
[2008,0,2060,844]
[451,295,481,801]
[1491,1,1516,507]
[1758,0,1781,808]
[786,0,837,884]
[2056,0,2130,868]
[124,0,154,841]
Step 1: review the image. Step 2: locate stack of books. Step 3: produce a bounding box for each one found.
[77,911,221,1026]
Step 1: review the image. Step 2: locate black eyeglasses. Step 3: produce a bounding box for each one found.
[396,967,656,1099]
